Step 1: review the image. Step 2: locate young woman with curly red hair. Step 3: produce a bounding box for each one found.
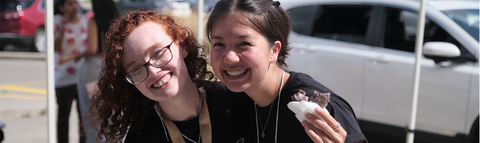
[89,11,253,143]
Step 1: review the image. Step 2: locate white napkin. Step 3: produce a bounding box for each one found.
[287,101,329,123]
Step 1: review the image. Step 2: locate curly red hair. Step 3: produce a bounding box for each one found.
[89,10,215,142]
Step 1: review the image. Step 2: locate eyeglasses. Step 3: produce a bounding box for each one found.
[125,41,174,85]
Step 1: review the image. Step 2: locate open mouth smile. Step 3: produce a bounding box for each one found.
[225,69,247,76]
[152,73,171,88]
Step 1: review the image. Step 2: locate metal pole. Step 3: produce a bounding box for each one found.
[197,0,204,43]
[406,0,426,142]
[45,0,56,142]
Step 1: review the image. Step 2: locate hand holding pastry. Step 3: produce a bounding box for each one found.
[287,89,346,143]
[287,89,330,122]
[302,107,347,143]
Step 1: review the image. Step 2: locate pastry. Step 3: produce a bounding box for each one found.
[287,89,331,123]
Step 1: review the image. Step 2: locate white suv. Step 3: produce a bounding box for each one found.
[282,0,479,142]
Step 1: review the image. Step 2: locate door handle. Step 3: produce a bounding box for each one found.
[296,44,314,54]
[368,56,391,64]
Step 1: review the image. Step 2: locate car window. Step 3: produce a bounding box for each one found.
[0,0,35,11]
[40,0,44,10]
[442,9,479,42]
[288,5,319,36]
[383,7,476,62]
[312,5,373,45]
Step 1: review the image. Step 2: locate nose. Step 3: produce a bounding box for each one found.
[146,63,162,77]
[224,50,240,64]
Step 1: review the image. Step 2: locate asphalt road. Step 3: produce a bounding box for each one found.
[0,50,81,143]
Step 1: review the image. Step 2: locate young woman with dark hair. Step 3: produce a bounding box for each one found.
[207,0,368,142]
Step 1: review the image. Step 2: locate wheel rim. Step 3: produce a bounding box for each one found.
[35,30,46,52]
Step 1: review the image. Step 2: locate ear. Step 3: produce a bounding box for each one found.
[270,41,282,62]
[179,41,189,58]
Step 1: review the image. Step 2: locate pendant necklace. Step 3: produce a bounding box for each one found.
[255,69,285,143]
[257,101,273,138]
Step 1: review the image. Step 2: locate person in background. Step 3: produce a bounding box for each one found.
[206,0,368,142]
[53,0,88,142]
[73,0,118,142]
[89,10,253,143]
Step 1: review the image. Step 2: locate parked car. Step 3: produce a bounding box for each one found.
[116,0,192,17]
[282,0,478,143]
[0,121,4,142]
[0,0,45,52]
[0,0,92,52]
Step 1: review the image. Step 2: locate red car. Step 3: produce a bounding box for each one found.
[0,0,45,52]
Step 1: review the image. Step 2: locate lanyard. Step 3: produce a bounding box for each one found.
[155,89,212,143]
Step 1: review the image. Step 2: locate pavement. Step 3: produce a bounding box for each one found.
[0,51,46,60]
[0,51,83,143]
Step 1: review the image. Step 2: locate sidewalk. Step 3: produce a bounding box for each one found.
[0,51,46,60]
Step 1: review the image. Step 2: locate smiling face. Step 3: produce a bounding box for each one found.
[210,14,280,92]
[122,21,189,101]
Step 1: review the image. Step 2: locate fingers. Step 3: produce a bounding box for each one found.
[303,121,327,143]
[313,107,337,129]
[304,107,347,143]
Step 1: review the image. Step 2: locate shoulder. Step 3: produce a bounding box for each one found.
[125,106,168,142]
[78,14,89,25]
[203,81,251,107]
[54,14,62,19]
[285,71,367,142]
[53,14,62,23]
[283,70,357,125]
[88,18,96,25]
[87,18,97,29]
[286,71,336,94]
[201,81,255,143]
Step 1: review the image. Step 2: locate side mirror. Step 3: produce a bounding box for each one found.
[423,42,460,58]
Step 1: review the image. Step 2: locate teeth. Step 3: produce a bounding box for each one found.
[153,74,171,88]
[226,69,246,76]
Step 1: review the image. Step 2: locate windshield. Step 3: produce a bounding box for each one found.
[442,9,479,42]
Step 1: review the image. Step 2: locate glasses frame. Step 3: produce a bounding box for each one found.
[125,41,174,85]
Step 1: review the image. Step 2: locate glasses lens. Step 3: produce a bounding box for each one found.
[126,66,147,84]
[151,47,172,67]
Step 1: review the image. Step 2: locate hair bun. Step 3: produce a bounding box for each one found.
[273,1,281,7]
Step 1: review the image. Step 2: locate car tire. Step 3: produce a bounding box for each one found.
[470,117,479,143]
[0,129,3,142]
[31,27,46,52]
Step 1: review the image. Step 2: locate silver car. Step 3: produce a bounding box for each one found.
[282,0,479,142]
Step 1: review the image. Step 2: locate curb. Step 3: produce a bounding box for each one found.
[0,52,46,60]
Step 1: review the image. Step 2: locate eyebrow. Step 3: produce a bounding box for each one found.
[125,42,163,71]
[211,35,252,40]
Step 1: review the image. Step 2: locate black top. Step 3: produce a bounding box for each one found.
[124,81,254,143]
[248,71,368,143]
[172,116,200,143]
[124,71,367,143]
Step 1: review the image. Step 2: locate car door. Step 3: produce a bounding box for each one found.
[363,6,478,137]
[286,4,381,116]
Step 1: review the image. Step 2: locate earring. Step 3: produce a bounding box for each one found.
[273,59,277,63]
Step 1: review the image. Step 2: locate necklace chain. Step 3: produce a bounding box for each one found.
[255,69,285,140]
[257,101,273,138]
